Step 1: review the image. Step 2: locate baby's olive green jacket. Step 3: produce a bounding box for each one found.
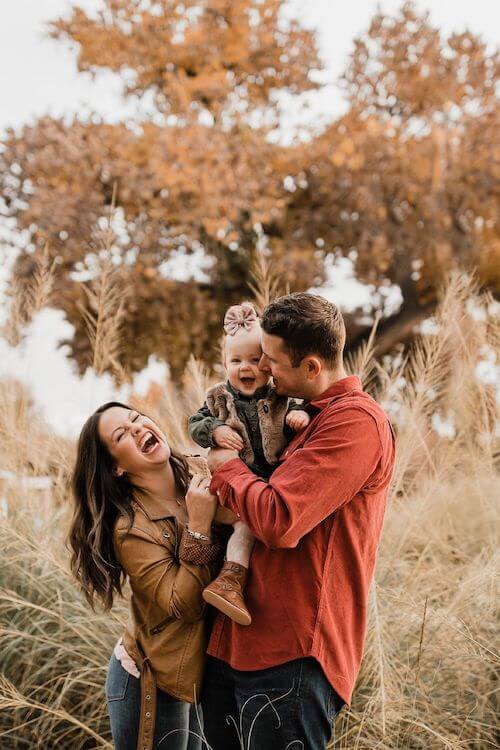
[188,381,303,478]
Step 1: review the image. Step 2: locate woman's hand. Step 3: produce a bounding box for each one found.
[214,504,239,525]
[185,474,218,537]
[114,638,140,679]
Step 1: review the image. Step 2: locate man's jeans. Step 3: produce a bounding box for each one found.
[201,656,345,750]
[105,653,203,750]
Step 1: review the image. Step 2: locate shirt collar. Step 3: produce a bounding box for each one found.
[307,375,363,411]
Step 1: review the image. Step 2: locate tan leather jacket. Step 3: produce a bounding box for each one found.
[112,457,222,750]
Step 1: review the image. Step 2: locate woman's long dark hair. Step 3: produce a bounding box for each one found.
[69,401,190,611]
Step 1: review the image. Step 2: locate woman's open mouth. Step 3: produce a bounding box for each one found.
[139,431,160,454]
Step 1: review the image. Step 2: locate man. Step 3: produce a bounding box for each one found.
[202,292,396,750]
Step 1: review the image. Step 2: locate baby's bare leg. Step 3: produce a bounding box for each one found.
[203,520,254,625]
[226,521,255,568]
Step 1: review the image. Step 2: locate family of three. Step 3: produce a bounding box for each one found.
[70,292,396,750]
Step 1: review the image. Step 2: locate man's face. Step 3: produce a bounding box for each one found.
[259,331,308,398]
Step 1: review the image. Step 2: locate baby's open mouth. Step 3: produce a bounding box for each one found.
[140,431,159,454]
[240,377,255,386]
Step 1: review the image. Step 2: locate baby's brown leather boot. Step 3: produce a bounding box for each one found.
[202,561,252,626]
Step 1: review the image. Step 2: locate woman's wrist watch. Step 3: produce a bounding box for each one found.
[186,526,211,541]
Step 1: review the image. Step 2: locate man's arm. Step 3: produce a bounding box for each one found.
[209,407,383,549]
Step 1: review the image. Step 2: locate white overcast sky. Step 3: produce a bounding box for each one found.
[0,0,498,137]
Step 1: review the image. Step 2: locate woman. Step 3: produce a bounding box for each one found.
[69,401,232,750]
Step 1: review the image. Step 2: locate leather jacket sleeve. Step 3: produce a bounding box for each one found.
[115,522,215,624]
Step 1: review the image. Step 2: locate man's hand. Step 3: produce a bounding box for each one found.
[207,447,239,474]
[286,409,311,432]
[212,425,244,451]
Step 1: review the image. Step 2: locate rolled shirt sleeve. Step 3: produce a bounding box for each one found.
[209,406,383,549]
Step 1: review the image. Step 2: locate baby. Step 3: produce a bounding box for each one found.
[188,301,310,625]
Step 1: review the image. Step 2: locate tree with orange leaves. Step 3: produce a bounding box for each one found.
[1,1,498,375]
[1,0,322,376]
[282,2,499,351]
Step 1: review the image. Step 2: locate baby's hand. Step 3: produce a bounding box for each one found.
[286,410,311,432]
[212,425,244,451]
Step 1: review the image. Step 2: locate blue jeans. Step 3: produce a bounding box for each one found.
[105,653,203,750]
[201,656,345,750]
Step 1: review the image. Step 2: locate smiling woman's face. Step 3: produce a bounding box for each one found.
[98,406,171,476]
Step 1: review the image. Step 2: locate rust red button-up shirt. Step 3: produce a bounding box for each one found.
[207,375,396,705]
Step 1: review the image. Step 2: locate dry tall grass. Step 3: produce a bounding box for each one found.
[0,271,497,749]
[1,242,57,347]
[337,275,499,749]
[77,191,131,387]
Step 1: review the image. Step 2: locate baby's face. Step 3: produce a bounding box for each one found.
[224,328,270,396]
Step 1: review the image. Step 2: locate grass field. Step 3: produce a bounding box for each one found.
[0,272,498,749]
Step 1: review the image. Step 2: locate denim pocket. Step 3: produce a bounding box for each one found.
[106,655,130,702]
[327,686,345,721]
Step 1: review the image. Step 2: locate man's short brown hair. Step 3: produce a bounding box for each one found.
[261,292,346,368]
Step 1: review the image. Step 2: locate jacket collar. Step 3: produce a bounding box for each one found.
[132,488,178,521]
[132,453,209,522]
[307,375,363,411]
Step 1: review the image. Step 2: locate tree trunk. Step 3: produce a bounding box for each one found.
[345,297,436,360]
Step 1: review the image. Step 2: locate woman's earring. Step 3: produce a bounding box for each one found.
[115,468,124,477]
